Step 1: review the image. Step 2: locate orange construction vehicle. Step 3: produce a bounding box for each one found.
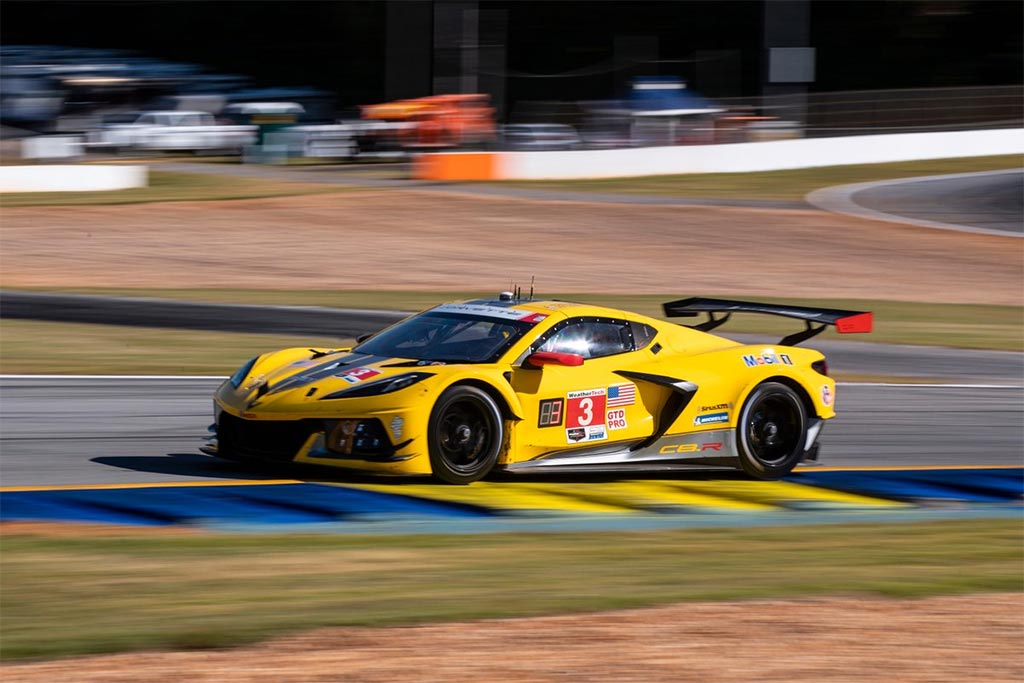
[360,93,496,149]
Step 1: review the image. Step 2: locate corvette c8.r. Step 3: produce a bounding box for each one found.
[205,295,872,484]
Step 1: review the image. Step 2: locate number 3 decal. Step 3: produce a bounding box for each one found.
[567,391,605,427]
[578,397,593,426]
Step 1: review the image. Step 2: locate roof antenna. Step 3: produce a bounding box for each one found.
[529,276,535,301]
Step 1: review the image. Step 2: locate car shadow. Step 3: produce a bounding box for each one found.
[89,453,427,485]
[488,469,751,484]
[90,453,288,481]
[89,454,748,486]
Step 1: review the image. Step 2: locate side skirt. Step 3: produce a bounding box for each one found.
[504,429,737,471]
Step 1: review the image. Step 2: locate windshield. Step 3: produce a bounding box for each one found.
[352,311,538,363]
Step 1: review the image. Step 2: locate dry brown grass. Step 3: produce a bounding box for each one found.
[6,594,1022,682]
[2,191,1020,305]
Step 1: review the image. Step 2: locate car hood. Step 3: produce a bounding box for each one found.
[232,349,457,407]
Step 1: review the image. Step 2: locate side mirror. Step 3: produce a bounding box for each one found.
[524,351,584,369]
[356,333,373,344]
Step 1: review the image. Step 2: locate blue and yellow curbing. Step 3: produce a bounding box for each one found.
[1,467,1020,531]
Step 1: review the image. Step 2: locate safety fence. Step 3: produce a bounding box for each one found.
[720,85,1024,137]
[517,85,1024,145]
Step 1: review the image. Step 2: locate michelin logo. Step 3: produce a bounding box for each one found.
[694,411,729,426]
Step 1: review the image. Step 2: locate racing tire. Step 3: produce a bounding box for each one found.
[427,385,503,485]
[736,382,807,480]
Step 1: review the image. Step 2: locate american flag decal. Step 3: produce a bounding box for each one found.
[607,383,635,407]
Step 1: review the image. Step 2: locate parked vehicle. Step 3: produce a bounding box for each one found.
[86,110,256,153]
[501,123,581,150]
[361,94,496,150]
[222,102,303,145]
[281,119,417,159]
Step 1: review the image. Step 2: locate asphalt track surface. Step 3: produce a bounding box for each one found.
[806,169,1024,237]
[854,170,1023,234]
[1,377,1021,488]
[0,290,407,338]
[4,290,1022,385]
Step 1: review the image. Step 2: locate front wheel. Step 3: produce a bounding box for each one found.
[427,385,503,484]
[736,382,807,479]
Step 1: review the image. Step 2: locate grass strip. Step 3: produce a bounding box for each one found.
[498,155,1023,200]
[0,170,355,207]
[9,289,1022,352]
[3,155,1018,208]
[0,320,347,375]
[1,518,1020,660]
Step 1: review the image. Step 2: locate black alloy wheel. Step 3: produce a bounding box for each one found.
[736,382,807,479]
[427,385,503,484]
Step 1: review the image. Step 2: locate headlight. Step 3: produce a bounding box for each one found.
[320,372,433,400]
[229,357,258,389]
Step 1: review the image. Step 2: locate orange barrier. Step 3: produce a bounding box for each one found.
[412,152,498,181]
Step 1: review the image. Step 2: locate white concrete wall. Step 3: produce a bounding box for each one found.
[498,128,1024,180]
[0,165,148,192]
[21,135,84,160]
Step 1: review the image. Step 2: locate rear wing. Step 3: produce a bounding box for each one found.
[663,297,873,346]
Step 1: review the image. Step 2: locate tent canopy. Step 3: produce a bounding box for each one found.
[584,77,725,117]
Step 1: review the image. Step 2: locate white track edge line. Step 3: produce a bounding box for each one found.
[0,375,1019,389]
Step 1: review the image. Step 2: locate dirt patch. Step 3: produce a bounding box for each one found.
[2,191,1020,304]
[5,593,1021,682]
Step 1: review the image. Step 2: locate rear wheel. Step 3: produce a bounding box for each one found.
[736,382,807,479]
[427,385,502,484]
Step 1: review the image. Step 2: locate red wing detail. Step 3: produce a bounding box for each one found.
[836,312,873,334]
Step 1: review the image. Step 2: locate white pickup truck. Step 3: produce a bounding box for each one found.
[87,110,257,153]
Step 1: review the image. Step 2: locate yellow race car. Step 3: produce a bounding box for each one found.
[204,295,872,483]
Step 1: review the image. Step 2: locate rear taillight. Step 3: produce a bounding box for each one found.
[812,359,829,376]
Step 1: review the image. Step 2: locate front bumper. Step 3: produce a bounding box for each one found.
[203,402,432,475]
